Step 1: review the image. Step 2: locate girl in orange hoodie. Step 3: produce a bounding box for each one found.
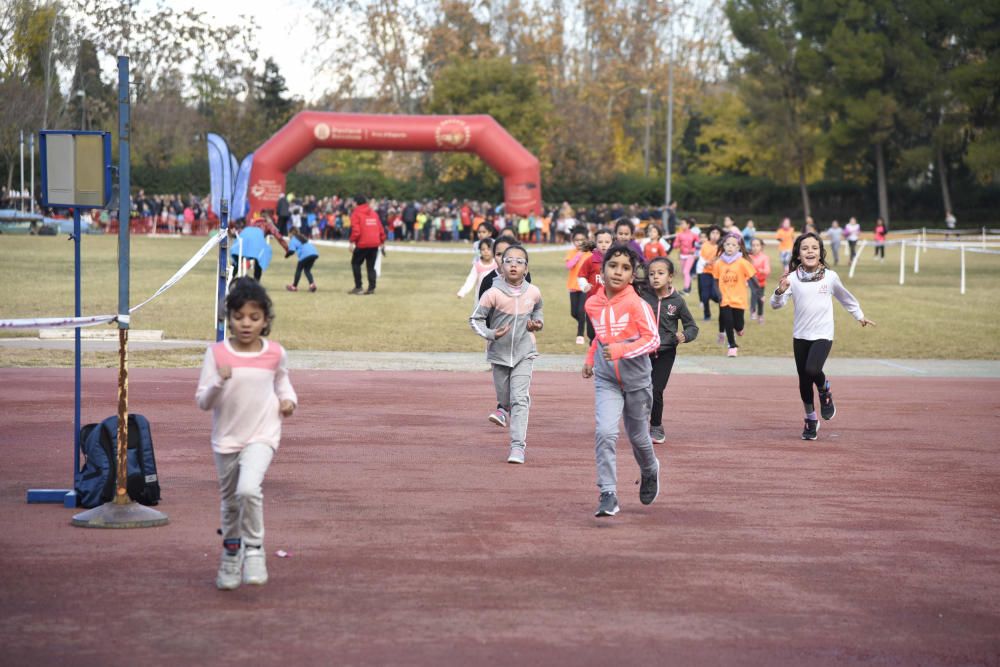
[582,245,661,518]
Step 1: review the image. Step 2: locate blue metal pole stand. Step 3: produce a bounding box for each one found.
[26,207,80,506]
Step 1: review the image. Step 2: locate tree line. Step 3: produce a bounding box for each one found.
[2,0,997,224]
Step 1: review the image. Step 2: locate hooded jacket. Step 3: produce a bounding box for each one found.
[349,203,386,248]
[641,288,699,351]
[585,285,660,389]
[469,278,544,368]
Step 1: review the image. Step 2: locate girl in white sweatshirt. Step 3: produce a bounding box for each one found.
[771,233,876,441]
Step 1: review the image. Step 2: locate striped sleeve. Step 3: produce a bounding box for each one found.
[617,299,661,360]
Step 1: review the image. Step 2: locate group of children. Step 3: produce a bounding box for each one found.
[197,226,874,590]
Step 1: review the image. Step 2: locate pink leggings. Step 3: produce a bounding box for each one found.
[680,254,695,290]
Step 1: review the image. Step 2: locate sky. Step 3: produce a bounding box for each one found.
[159,0,322,100]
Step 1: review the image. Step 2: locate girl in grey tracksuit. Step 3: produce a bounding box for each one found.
[469,246,543,464]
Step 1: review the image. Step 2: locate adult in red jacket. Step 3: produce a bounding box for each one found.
[348,194,386,295]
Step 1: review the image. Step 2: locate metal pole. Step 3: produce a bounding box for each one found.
[73,207,82,491]
[115,54,131,505]
[899,240,905,285]
[960,245,966,295]
[217,201,229,341]
[642,90,652,178]
[664,42,674,214]
[19,130,25,212]
[30,133,35,214]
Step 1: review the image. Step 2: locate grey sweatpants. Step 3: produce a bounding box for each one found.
[594,374,659,493]
[214,442,275,548]
[492,358,533,451]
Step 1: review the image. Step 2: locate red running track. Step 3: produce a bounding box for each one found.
[1,368,998,666]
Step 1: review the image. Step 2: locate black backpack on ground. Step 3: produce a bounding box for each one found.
[74,414,161,509]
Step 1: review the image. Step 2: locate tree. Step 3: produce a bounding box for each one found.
[67,38,114,131]
[426,57,552,187]
[727,0,824,219]
[796,0,938,226]
[255,58,297,134]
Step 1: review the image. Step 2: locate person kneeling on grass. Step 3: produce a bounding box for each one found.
[582,244,661,517]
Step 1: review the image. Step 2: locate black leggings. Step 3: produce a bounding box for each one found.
[874,244,885,259]
[293,255,317,287]
[793,338,832,407]
[569,291,587,337]
[649,348,677,427]
[719,306,745,348]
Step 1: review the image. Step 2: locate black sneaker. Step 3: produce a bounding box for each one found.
[363,289,376,295]
[595,491,619,517]
[819,383,836,420]
[801,418,819,440]
[639,465,660,505]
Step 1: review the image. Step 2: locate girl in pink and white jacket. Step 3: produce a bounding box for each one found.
[196,278,297,590]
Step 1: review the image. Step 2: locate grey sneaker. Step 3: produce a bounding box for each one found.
[348,287,364,295]
[215,548,243,590]
[242,546,268,585]
[639,464,660,505]
[507,447,525,464]
[650,425,666,444]
[595,491,619,517]
[802,418,819,441]
[488,408,508,427]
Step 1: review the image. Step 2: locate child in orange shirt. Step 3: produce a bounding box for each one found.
[642,224,669,262]
[565,225,593,345]
[775,217,796,271]
[696,225,722,322]
[709,232,757,357]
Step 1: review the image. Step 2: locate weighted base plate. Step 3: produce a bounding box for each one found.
[72,500,169,528]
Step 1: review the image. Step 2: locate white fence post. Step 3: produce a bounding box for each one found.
[914,236,920,274]
[849,240,867,279]
[960,245,966,295]
[899,240,906,285]
[983,227,987,250]
[922,227,927,253]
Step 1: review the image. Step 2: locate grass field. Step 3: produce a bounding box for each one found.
[1,234,999,364]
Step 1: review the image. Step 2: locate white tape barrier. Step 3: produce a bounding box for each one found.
[312,240,574,254]
[0,232,222,330]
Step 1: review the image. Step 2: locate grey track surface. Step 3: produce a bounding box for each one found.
[1,336,998,377]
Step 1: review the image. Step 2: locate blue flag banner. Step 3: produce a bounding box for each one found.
[206,133,233,216]
[229,153,239,210]
[232,153,254,220]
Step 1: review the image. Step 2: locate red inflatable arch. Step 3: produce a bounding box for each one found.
[248,111,542,215]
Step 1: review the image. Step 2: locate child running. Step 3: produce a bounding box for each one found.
[748,237,771,324]
[196,278,297,590]
[642,257,699,444]
[470,245,544,464]
[673,219,698,293]
[565,226,593,345]
[284,230,319,292]
[457,238,495,298]
[770,232,876,440]
[710,232,757,357]
[696,225,722,321]
[582,245,661,517]
[642,224,669,263]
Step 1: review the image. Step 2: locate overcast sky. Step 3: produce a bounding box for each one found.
[160,0,322,100]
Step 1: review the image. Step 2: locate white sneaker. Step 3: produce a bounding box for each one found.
[243,546,268,585]
[507,447,525,464]
[575,336,585,345]
[216,548,243,590]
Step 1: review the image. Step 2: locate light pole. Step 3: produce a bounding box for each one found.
[76,89,86,130]
[662,23,674,228]
[641,88,652,177]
